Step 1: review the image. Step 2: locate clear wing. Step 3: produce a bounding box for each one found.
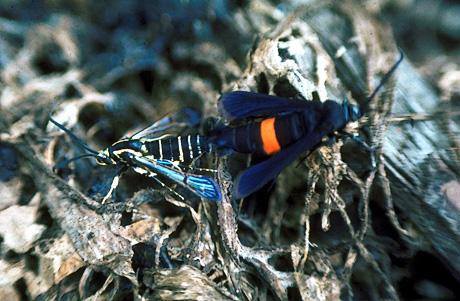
[130,109,200,139]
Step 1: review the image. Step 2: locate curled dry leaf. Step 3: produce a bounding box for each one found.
[56,252,86,284]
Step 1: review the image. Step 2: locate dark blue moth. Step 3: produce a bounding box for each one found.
[213,50,404,199]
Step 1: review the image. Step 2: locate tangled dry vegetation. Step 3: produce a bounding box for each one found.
[0,1,459,300]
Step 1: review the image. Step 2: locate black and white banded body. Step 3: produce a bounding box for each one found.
[98,135,210,167]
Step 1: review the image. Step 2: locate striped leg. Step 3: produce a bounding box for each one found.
[101,166,128,204]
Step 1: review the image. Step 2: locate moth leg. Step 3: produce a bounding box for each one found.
[131,165,186,200]
[295,136,337,168]
[101,166,128,204]
[146,172,186,201]
[187,154,217,173]
[161,157,217,174]
[180,161,217,174]
[188,166,217,173]
[340,131,374,151]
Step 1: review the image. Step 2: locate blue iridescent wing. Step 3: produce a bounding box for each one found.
[131,156,221,201]
[218,91,316,122]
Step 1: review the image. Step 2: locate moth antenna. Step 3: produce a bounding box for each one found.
[360,48,404,112]
[52,153,100,172]
[49,113,99,155]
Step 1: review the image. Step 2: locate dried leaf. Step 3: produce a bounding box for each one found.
[0,205,46,253]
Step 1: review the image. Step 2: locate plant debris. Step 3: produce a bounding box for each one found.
[0,1,459,300]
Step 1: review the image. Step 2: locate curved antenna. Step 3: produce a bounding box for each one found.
[52,153,100,172]
[360,49,404,112]
[49,113,98,155]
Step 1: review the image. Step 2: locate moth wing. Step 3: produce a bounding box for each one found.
[130,156,221,201]
[218,91,316,122]
[232,131,324,199]
[131,109,199,139]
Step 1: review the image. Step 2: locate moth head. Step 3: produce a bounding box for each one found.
[95,149,115,166]
[348,103,363,122]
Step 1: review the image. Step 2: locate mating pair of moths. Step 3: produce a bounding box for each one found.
[50,51,403,202]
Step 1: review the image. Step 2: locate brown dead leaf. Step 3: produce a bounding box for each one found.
[0,205,46,253]
[56,252,86,283]
[143,265,238,300]
[120,219,161,243]
[0,177,22,210]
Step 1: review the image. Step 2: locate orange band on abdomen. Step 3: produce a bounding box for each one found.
[260,118,281,155]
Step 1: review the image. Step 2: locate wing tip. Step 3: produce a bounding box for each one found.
[186,175,222,201]
[231,170,259,200]
[205,180,222,201]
